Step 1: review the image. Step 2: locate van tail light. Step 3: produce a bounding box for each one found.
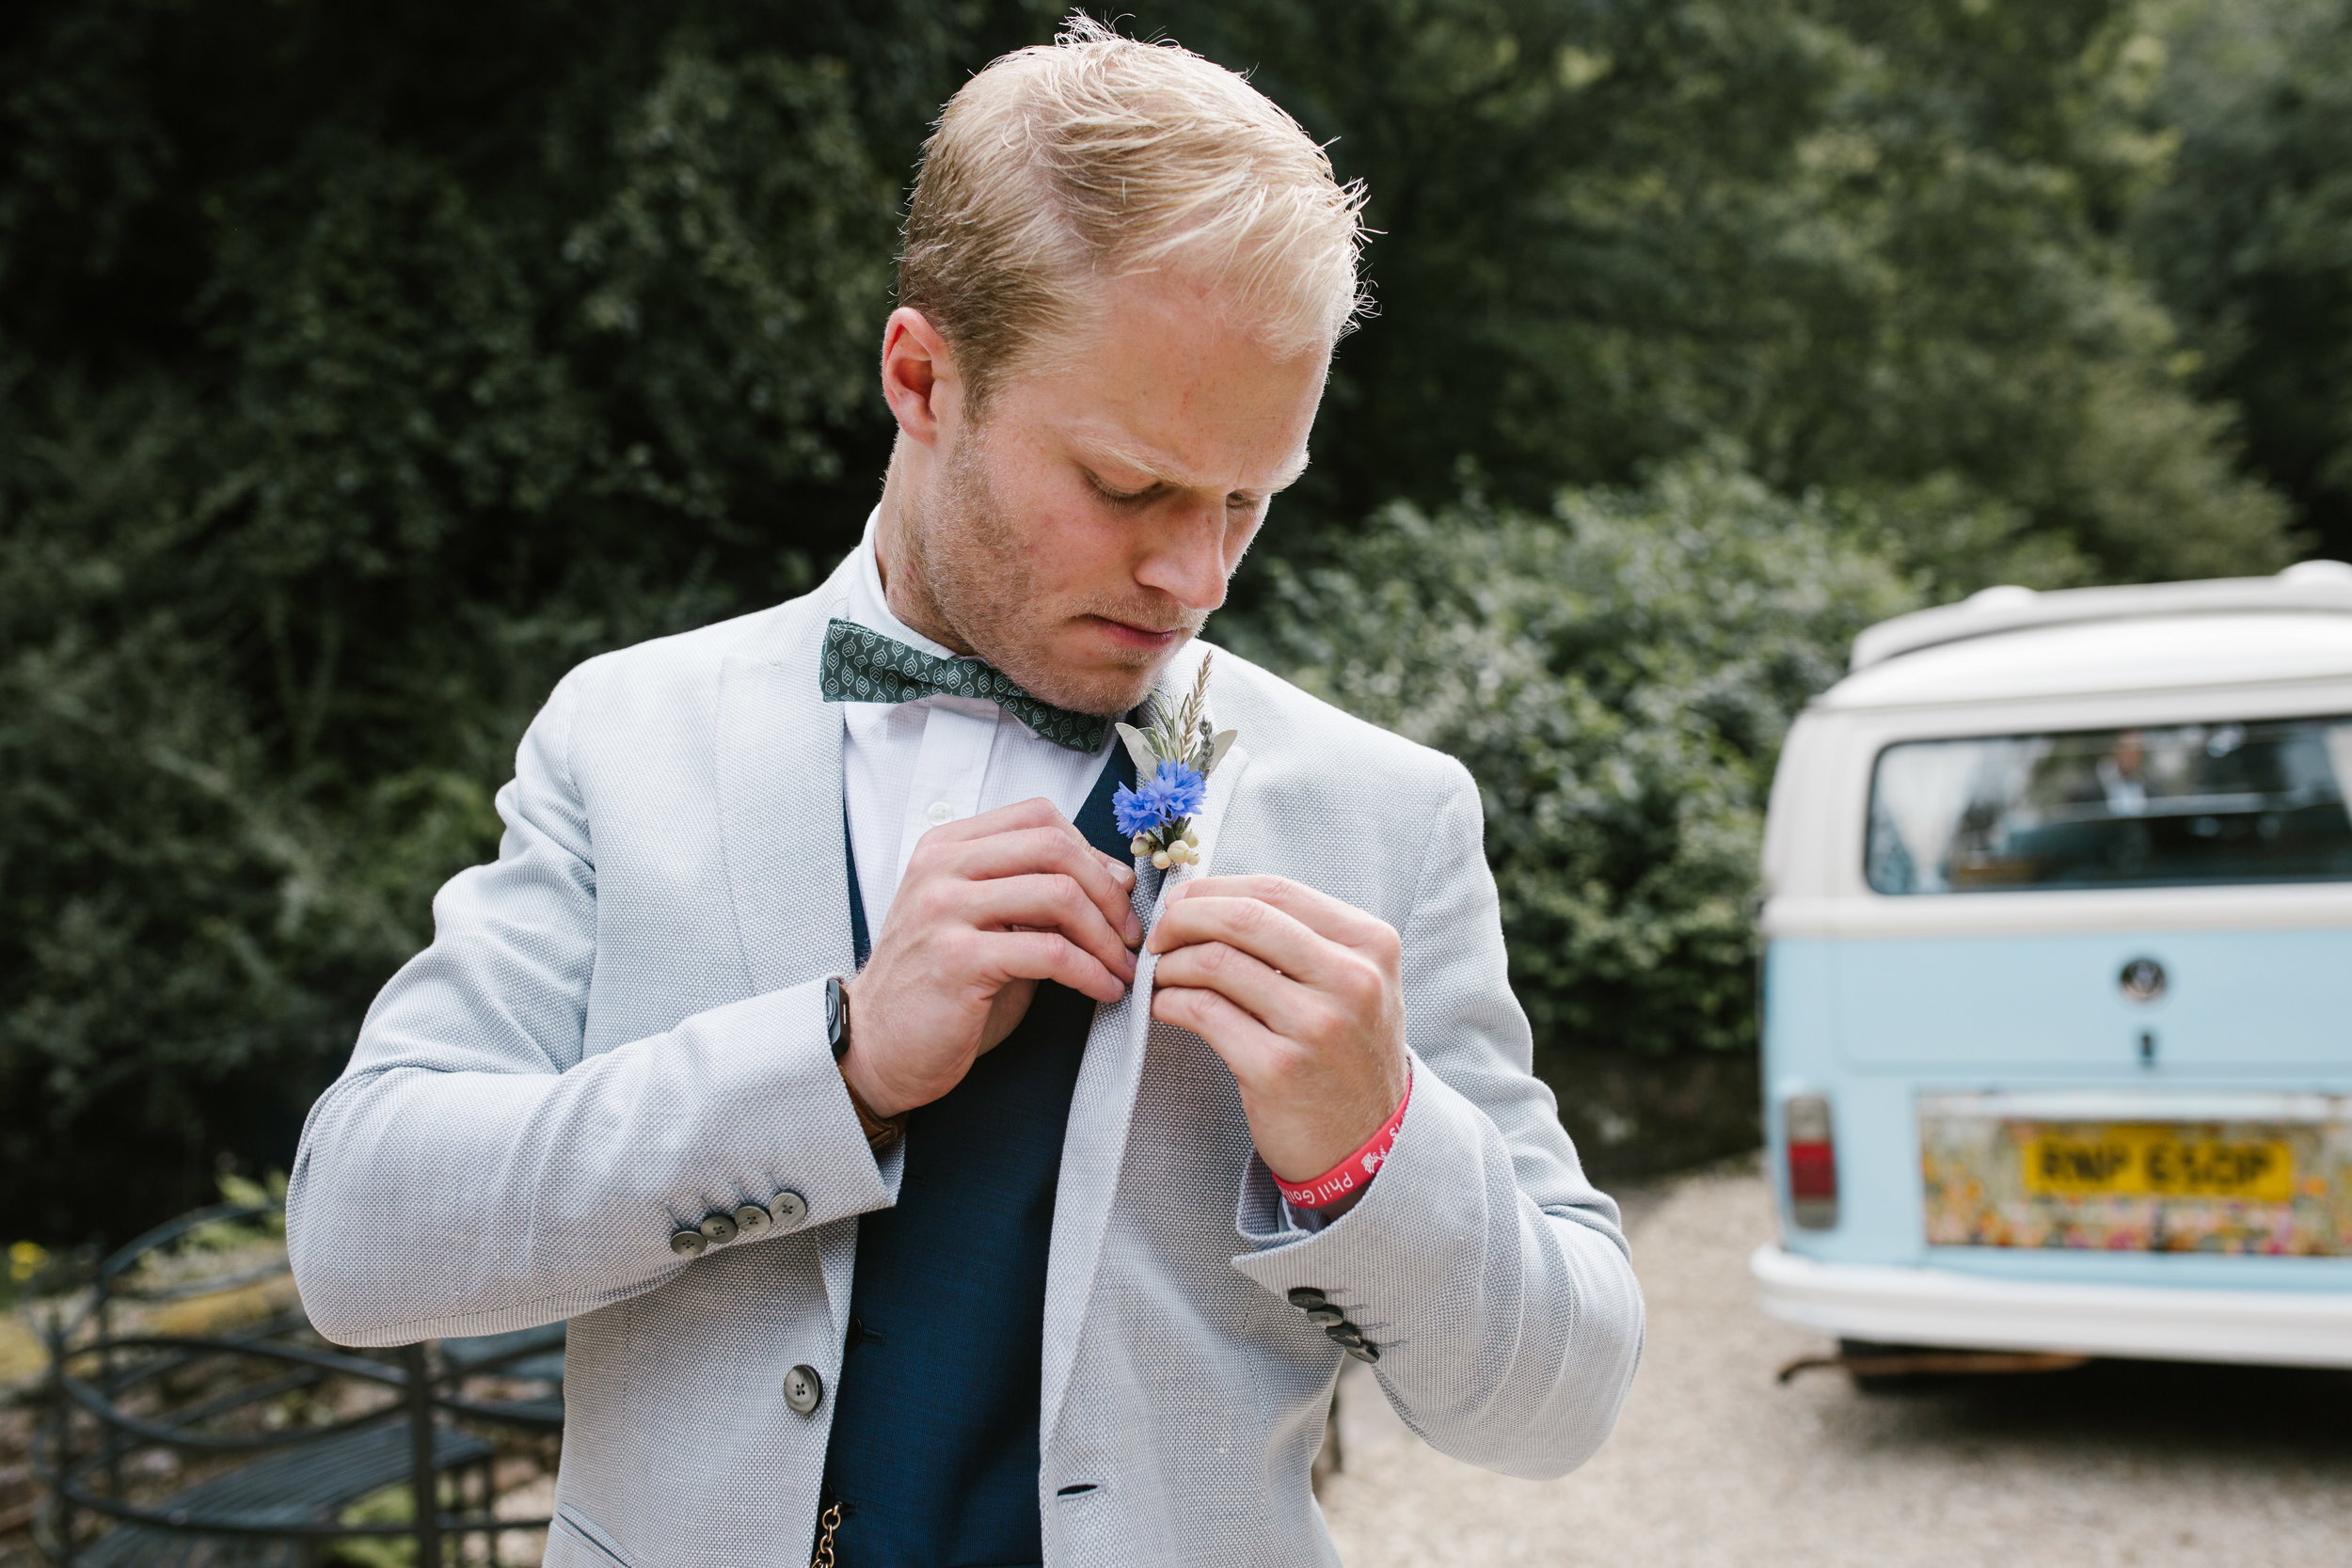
[1784,1093,1839,1230]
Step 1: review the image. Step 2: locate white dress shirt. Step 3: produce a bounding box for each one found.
[837,512,1120,935]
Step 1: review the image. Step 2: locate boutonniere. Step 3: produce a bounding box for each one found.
[1112,652,1237,871]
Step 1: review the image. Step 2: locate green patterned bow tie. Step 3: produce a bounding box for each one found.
[818,618,1111,752]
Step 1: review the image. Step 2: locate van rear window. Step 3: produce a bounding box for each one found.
[1866,717,2352,893]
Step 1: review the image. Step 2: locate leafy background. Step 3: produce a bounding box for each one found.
[3,0,2337,1241]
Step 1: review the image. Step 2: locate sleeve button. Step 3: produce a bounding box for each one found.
[1286,1287,1327,1310]
[1344,1342,1381,1364]
[769,1190,809,1230]
[732,1203,771,1237]
[698,1212,739,1245]
[1303,1305,1345,1326]
[670,1228,708,1258]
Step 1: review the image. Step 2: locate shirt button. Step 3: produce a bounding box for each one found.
[783,1364,825,1416]
[925,800,955,826]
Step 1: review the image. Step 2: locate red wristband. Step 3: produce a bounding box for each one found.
[1272,1070,1412,1211]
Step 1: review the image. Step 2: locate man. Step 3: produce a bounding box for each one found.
[287,21,1642,1568]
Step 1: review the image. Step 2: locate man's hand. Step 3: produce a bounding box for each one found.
[838,798,1142,1119]
[1145,876,1410,1190]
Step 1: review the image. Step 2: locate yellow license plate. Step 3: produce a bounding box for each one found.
[2022,1124,2294,1201]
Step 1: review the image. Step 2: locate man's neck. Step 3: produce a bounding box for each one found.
[870,475,975,657]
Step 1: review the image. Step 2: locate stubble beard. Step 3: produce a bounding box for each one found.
[903,428,1202,718]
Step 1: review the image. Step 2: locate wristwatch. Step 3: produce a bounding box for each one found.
[826,975,850,1061]
[826,975,906,1152]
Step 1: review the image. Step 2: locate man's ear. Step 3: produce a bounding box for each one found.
[880,307,964,450]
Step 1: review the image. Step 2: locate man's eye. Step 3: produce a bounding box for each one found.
[1090,476,1153,503]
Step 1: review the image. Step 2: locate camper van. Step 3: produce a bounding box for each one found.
[1751,562,2352,1368]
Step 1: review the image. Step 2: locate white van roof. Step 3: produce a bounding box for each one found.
[1824,562,2352,712]
[1851,561,2352,670]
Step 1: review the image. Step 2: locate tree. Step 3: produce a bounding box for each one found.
[2137,0,2352,561]
[1150,0,2291,581]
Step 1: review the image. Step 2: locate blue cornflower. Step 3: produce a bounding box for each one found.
[1112,758,1207,839]
[1112,782,1162,839]
[1143,758,1207,820]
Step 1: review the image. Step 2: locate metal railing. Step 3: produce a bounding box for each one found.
[31,1203,562,1568]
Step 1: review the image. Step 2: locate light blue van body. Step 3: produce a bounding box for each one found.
[1766,929,2352,1294]
[1751,570,2352,1365]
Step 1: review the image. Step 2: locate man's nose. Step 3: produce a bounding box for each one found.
[1134,502,1233,611]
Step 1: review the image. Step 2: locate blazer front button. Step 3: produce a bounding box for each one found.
[783,1364,825,1416]
[732,1203,771,1237]
[698,1212,739,1245]
[769,1191,809,1230]
[670,1228,708,1258]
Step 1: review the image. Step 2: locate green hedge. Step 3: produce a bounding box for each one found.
[1232,457,1919,1063]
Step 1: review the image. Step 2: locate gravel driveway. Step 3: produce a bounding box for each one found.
[1318,1166,2352,1567]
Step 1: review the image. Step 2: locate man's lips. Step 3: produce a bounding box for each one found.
[1082,613,1187,651]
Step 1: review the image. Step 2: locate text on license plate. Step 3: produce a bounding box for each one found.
[2022,1125,2294,1201]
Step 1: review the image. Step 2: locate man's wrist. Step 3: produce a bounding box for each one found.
[1268,1068,1411,1212]
[830,975,909,1147]
[838,1058,909,1152]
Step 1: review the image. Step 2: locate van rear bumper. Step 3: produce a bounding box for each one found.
[1750,1244,2352,1369]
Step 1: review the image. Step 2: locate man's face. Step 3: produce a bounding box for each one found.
[896,273,1327,717]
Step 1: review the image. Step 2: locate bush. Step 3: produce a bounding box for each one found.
[1229,455,1920,1063]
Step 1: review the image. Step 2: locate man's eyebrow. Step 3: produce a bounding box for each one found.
[1081,437,1312,496]
[1261,447,1313,492]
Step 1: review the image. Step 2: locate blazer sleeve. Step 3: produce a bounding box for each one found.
[1226,761,1645,1481]
[284,668,896,1347]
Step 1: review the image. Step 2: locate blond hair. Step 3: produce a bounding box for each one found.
[898,14,1370,407]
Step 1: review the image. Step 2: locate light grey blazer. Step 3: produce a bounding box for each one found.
[285,553,1643,1568]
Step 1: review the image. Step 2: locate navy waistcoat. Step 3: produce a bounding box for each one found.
[822,750,1134,1568]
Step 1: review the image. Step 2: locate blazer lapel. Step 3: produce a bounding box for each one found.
[1041,641,1253,1440]
[714,556,864,1328]
[714,579,853,997]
